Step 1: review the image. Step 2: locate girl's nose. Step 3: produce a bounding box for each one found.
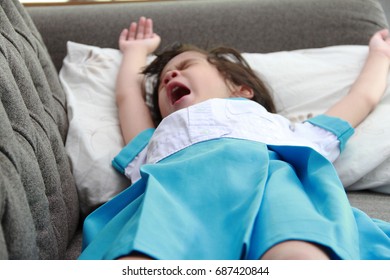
[163,70,179,85]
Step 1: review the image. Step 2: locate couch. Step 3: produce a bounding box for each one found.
[0,0,389,260]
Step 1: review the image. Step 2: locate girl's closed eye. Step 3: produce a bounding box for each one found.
[177,58,198,70]
[162,59,197,76]
[159,59,199,89]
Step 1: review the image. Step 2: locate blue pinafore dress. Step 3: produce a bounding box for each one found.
[79,98,390,260]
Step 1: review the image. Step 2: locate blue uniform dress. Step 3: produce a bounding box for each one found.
[79,98,390,260]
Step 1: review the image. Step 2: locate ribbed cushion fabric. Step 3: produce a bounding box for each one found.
[0,0,80,259]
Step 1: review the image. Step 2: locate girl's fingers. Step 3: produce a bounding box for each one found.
[136,17,146,39]
[144,18,153,38]
[380,29,389,38]
[123,17,154,42]
[128,22,137,40]
[119,28,128,42]
[382,30,390,44]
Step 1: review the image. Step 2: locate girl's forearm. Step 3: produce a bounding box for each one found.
[349,51,389,109]
[116,49,147,103]
[116,50,155,144]
[325,51,389,128]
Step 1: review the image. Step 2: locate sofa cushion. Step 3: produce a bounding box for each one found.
[0,0,80,259]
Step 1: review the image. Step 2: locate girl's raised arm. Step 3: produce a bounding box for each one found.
[116,17,161,144]
[325,29,390,128]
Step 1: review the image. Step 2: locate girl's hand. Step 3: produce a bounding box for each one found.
[119,17,161,55]
[369,29,390,61]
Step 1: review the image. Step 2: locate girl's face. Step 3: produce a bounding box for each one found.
[157,51,237,118]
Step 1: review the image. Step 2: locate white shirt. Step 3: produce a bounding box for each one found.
[125,98,346,182]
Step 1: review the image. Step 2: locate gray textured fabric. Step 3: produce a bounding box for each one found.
[4,0,69,141]
[28,0,388,71]
[0,0,80,259]
[379,0,390,22]
[0,0,387,260]
[348,191,390,222]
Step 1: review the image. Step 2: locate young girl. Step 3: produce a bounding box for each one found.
[79,17,390,260]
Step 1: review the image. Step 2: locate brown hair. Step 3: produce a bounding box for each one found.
[143,43,275,124]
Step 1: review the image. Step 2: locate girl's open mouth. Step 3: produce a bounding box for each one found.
[168,83,191,105]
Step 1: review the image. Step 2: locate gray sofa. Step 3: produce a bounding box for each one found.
[0,0,389,260]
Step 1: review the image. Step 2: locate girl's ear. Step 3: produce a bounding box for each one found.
[232,84,255,99]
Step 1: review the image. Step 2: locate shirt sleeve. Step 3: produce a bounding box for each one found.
[112,128,155,183]
[291,114,354,162]
[306,115,354,152]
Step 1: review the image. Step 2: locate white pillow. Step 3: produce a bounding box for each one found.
[60,41,390,214]
[60,42,129,215]
[242,48,390,192]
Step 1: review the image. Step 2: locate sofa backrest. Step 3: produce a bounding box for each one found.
[27,0,388,71]
[0,0,79,259]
